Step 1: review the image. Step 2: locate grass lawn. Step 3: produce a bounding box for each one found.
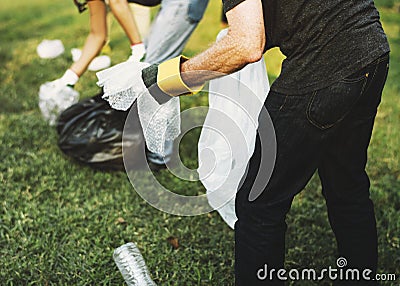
[0,0,399,285]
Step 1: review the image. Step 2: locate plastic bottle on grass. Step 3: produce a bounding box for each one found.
[113,242,157,286]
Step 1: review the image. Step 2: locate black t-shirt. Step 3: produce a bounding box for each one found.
[223,0,390,95]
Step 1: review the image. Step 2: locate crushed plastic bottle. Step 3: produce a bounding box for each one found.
[113,242,157,286]
[38,81,79,126]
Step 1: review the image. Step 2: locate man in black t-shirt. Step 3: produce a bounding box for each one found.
[127,0,390,284]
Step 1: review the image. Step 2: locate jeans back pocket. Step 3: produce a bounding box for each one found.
[306,73,368,130]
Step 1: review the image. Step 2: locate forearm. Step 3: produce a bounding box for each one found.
[181,30,264,86]
[109,0,142,45]
[137,0,264,101]
[98,1,264,110]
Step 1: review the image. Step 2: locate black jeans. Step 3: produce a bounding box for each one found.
[235,53,390,285]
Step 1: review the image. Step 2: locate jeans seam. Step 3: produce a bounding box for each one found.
[363,60,380,93]
[358,58,389,119]
[375,53,390,64]
[279,95,288,111]
[359,72,369,96]
[352,53,388,85]
[306,91,332,130]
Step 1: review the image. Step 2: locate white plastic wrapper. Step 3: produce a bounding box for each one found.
[88,55,111,71]
[36,39,65,59]
[198,29,270,229]
[96,60,181,155]
[38,81,79,126]
[97,61,150,111]
[71,48,111,71]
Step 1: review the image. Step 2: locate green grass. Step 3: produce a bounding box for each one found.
[0,0,399,285]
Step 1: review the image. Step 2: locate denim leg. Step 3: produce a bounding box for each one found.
[144,0,204,64]
[235,93,324,285]
[318,55,389,285]
[318,122,378,285]
[235,193,293,286]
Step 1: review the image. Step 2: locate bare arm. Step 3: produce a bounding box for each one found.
[70,0,108,76]
[181,0,265,85]
[108,0,142,45]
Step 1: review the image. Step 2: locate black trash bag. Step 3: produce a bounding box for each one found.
[56,92,152,171]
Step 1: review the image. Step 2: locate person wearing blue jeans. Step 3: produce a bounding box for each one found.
[138,0,209,165]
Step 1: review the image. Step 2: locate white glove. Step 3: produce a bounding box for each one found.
[128,43,146,62]
[38,69,80,126]
[60,69,80,86]
[96,60,150,110]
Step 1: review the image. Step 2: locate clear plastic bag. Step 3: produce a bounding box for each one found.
[38,81,79,126]
[137,92,181,156]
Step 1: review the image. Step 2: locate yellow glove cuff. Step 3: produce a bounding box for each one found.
[157,56,203,96]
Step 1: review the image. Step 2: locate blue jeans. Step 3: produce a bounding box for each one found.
[144,0,209,64]
[235,53,390,285]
